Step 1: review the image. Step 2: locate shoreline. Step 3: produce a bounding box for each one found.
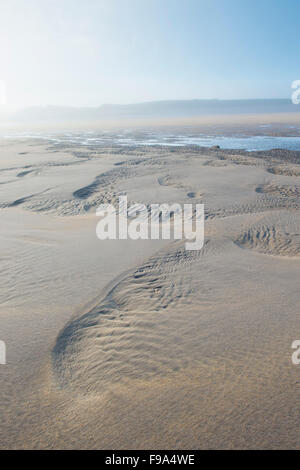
[1,111,300,133]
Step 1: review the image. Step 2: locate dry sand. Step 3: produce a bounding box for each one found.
[0,135,300,449]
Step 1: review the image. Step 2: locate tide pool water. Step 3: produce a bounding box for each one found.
[4,131,300,151]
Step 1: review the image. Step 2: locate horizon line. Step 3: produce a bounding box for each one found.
[0,97,294,113]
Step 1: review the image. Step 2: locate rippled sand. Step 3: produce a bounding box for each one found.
[0,137,300,449]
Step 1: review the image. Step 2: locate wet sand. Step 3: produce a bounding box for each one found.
[0,136,300,449]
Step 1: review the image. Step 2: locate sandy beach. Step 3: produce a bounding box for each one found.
[0,132,299,449]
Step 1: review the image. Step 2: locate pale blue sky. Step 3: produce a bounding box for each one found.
[0,0,299,108]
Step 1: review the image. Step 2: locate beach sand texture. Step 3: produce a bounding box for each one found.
[0,135,300,449]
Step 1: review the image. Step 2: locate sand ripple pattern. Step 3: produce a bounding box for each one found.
[235,213,300,256]
[52,242,213,392]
